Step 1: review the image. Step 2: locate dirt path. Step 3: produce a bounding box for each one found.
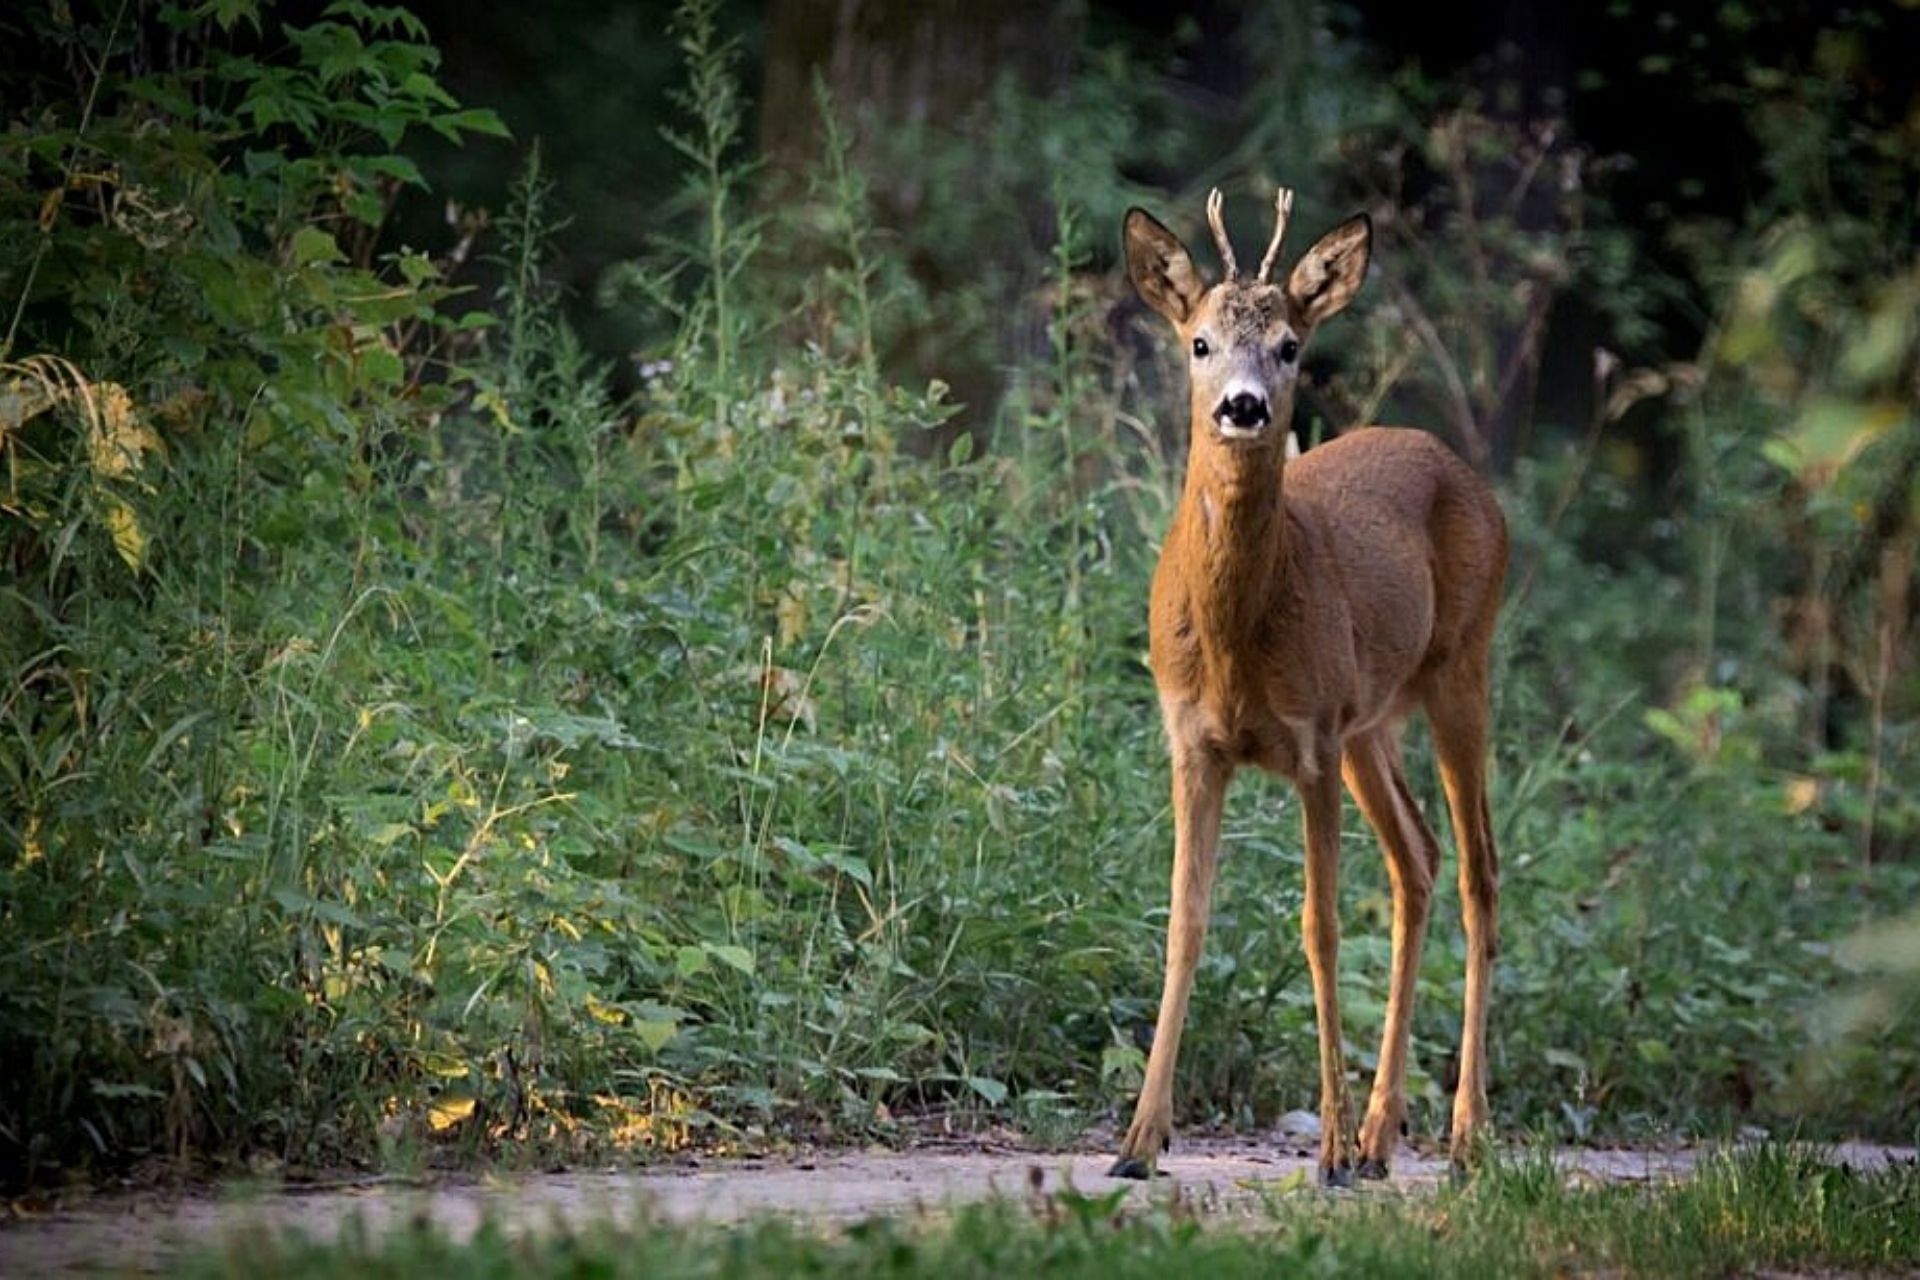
[4,1135,1911,1275]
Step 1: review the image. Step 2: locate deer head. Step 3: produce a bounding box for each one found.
[1123,188,1371,455]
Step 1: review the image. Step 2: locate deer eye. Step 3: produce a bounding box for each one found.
[1278,337,1301,363]
[1192,337,1210,359]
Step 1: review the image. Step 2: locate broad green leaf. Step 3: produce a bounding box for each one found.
[361,347,405,385]
[396,250,436,286]
[633,1020,678,1052]
[401,71,460,109]
[195,0,262,32]
[434,107,511,140]
[821,852,873,888]
[967,1076,1008,1105]
[290,225,344,267]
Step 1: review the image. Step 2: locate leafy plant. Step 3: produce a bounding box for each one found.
[2,0,1915,1194]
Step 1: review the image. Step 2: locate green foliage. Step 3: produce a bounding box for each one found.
[1,0,1916,1192]
[1,0,511,1180]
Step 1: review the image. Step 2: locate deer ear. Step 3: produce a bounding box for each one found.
[1286,214,1371,328]
[1123,207,1207,327]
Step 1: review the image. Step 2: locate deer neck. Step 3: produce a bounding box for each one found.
[1175,430,1291,651]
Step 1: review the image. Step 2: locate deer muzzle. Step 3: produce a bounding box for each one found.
[1213,388,1272,438]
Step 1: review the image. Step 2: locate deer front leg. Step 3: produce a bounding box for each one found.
[1109,743,1228,1179]
[1300,755,1357,1186]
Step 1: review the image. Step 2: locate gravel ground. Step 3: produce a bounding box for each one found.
[3,1132,1911,1275]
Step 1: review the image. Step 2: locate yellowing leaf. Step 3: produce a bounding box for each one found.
[1779,397,1903,486]
[1237,1170,1309,1194]
[428,1096,475,1131]
[776,583,808,647]
[18,813,45,868]
[473,387,519,433]
[1782,776,1820,815]
[103,496,147,571]
[584,994,626,1026]
[87,383,162,479]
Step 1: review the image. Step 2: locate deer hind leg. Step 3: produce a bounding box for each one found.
[1109,743,1228,1179]
[1341,728,1440,1180]
[1426,656,1500,1171]
[1299,752,1357,1186]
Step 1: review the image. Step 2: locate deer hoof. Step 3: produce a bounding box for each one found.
[1107,1155,1155,1180]
[1355,1158,1390,1181]
[1320,1163,1355,1190]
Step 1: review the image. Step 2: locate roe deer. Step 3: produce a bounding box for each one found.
[1109,188,1507,1186]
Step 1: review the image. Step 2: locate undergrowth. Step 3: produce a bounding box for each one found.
[1,0,1915,1190]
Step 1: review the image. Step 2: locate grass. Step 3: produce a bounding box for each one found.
[173,1148,1920,1279]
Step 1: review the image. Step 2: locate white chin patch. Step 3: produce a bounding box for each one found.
[1216,422,1266,440]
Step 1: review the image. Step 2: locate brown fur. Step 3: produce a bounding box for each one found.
[1113,195,1508,1183]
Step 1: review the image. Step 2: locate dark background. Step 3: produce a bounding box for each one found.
[398,0,1919,390]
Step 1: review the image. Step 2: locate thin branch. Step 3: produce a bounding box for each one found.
[1384,272,1488,468]
[4,0,132,360]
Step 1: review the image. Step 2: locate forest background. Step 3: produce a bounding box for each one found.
[2,0,1916,1190]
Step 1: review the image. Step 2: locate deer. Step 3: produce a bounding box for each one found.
[1108,188,1508,1187]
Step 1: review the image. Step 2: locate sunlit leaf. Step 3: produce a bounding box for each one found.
[101,496,147,571]
[633,1020,678,1052]
[1781,776,1820,815]
[428,1096,475,1131]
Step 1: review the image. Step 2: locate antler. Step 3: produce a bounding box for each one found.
[1205,187,1238,282]
[1256,187,1295,284]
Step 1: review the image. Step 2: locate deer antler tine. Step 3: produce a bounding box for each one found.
[1256,187,1295,284]
[1205,187,1238,281]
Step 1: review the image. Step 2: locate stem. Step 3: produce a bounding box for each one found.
[1049,180,1086,700]
[3,0,132,359]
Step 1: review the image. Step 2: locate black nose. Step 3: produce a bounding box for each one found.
[1216,392,1270,430]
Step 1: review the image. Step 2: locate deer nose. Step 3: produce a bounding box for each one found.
[1215,391,1271,432]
